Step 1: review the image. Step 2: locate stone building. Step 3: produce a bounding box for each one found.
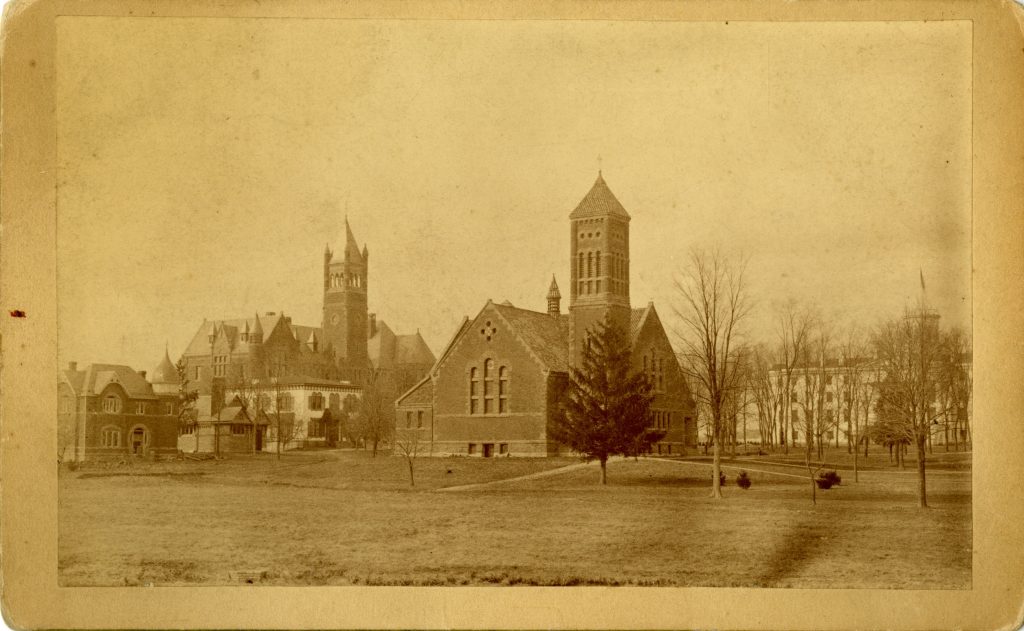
[58,352,182,462]
[177,219,435,446]
[396,174,698,457]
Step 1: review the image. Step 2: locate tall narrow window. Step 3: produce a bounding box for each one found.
[596,251,601,276]
[406,411,412,428]
[498,367,509,413]
[469,367,480,414]
[483,359,495,414]
[578,252,584,278]
[587,252,593,277]
[417,411,424,428]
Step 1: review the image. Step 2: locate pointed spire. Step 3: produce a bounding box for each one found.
[569,171,630,220]
[547,274,561,300]
[250,312,263,343]
[547,275,562,316]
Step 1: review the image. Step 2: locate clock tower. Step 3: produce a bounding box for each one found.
[322,218,370,368]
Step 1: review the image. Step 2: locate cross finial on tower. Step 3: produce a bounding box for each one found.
[597,154,603,176]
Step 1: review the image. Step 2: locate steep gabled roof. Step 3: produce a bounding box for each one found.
[78,363,159,399]
[395,332,435,366]
[630,304,653,344]
[490,302,570,372]
[182,313,320,357]
[62,368,86,394]
[569,173,631,220]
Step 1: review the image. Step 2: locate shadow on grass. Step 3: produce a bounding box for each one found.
[753,510,826,586]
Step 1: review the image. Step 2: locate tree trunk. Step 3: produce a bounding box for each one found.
[407,457,415,487]
[710,440,723,499]
[916,438,928,508]
[372,439,378,458]
[599,457,607,485]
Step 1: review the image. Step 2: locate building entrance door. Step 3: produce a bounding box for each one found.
[482,443,493,458]
[130,427,148,455]
[255,427,263,451]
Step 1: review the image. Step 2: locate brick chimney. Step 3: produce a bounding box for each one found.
[138,370,147,380]
[67,361,77,372]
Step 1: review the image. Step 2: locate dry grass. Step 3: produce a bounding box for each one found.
[58,449,971,588]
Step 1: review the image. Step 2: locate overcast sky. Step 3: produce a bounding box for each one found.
[56,18,972,372]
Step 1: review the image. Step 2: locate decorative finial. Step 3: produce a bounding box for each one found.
[597,154,603,175]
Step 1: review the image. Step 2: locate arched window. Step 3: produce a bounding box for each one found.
[100,426,121,448]
[309,392,324,411]
[498,367,509,413]
[329,393,340,410]
[469,367,480,414]
[102,394,122,414]
[59,395,73,414]
[483,359,496,414]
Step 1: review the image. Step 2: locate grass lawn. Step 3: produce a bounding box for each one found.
[58,449,971,588]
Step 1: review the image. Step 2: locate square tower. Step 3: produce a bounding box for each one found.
[322,218,369,366]
[568,172,632,363]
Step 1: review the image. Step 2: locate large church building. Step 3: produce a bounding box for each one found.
[396,174,698,457]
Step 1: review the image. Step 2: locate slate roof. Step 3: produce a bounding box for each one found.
[182,313,321,357]
[395,333,435,366]
[568,173,631,220]
[630,305,654,343]
[369,320,436,370]
[65,363,160,399]
[491,302,571,372]
[151,349,180,385]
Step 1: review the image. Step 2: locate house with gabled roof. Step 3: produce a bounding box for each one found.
[396,174,697,457]
[58,352,182,462]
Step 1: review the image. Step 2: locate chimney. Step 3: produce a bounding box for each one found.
[211,377,225,416]
[138,370,147,380]
[67,361,77,372]
[369,313,378,338]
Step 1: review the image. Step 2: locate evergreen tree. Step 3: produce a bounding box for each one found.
[552,316,655,484]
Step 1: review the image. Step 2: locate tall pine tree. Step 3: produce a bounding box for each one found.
[552,316,656,484]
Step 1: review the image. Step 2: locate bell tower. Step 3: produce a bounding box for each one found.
[568,172,631,363]
[322,217,369,367]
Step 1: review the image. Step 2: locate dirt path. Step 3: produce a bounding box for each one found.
[436,458,608,492]
[648,458,810,480]
[437,456,809,492]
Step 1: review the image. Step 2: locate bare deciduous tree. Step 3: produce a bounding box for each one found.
[672,248,751,499]
[393,426,423,487]
[355,369,392,457]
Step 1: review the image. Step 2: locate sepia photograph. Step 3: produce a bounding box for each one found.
[51,16,975,590]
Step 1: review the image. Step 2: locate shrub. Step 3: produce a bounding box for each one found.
[820,470,842,486]
[736,470,751,489]
[815,470,841,490]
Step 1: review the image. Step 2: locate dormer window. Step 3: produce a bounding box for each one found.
[102,395,122,414]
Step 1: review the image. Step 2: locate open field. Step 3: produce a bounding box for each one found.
[58,449,971,588]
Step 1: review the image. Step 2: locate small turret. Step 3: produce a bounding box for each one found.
[249,313,263,345]
[546,275,562,316]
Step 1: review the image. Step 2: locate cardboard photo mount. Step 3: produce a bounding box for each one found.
[2,0,1023,628]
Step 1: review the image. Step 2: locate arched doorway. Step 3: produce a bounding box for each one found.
[128,425,150,455]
